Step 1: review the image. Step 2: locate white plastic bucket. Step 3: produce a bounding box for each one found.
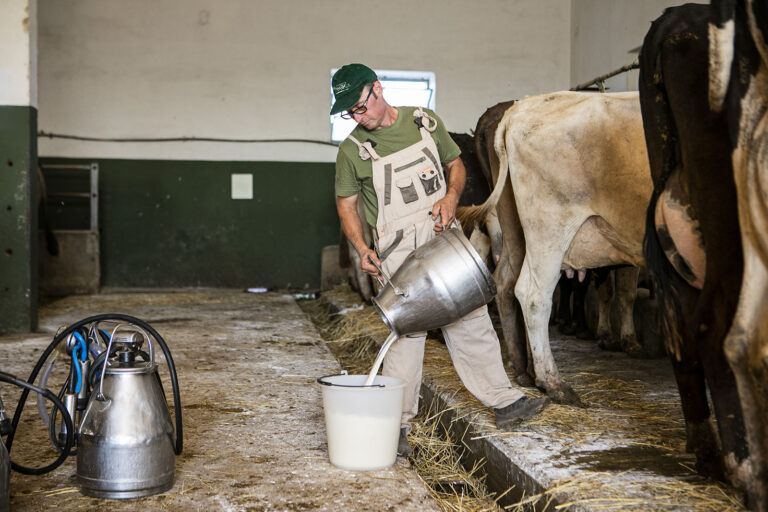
[317,373,406,470]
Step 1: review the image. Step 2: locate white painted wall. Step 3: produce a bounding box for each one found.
[570,0,681,93]
[0,0,36,106]
[37,0,570,162]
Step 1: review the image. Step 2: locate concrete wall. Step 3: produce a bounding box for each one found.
[40,157,338,290]
[0,0,38,332]
[27,0,687,291]
[570,0,681,92]
[37,0,571,162]
[0,0,36,106]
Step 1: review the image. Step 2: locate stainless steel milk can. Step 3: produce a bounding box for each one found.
[77,329,175,499]
[372,228,496,336]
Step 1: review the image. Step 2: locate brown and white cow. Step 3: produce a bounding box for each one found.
[461,92,652,405]
[461,103,647,388]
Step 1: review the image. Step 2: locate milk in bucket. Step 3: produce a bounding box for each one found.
[317,372,406,470]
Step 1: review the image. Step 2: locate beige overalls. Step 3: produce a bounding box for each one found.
[347,108,523,429]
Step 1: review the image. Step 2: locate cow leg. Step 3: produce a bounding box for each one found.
[468,227,492,264]
[594,269,620,351]
[669,353,725,480]
[556,274,575,333]
[572,274,591,339]
[493,247,533,387]
[725,249,768,508]
[694,282,751,496]
[615,266,644,357]
[485,209,503,266]
[516,252,583,406]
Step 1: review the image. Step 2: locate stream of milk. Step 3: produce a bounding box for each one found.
[364,331,399,386]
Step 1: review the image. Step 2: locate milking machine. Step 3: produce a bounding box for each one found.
[0,313,183,502]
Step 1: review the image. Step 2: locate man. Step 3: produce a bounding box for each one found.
[331,63,549,456]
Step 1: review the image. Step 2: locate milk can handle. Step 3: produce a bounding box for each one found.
[367,254,406,297]
[431,212,459,232]
[96,324,155,400]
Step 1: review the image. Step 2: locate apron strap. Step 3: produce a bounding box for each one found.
[347,134,381,161]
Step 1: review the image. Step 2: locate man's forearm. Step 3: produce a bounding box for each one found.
[444,158,466,201]
[336,196,370,256]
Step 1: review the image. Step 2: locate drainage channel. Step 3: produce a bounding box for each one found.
[298,294,509,512]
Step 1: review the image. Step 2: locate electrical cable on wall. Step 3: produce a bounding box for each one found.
[38,131,339,147]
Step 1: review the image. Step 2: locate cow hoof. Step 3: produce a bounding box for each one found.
[623,338,647,358]
[541,383,585,408]
[515,372,536,388]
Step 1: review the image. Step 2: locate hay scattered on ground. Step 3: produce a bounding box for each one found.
[299,287,746,511]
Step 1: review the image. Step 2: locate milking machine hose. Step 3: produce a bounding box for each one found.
[5,314,184,469]
[0,371,74,475]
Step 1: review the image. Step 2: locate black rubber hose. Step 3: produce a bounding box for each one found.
[47,377,77,456]
[6,313,183,460]
[0,371,74,475]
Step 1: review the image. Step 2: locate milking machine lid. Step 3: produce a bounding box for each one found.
[103,362,158,375]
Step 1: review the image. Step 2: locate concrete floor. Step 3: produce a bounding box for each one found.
[1,287,748,511]
[1,289,440,511]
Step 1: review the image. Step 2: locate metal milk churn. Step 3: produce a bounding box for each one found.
[372,228,496,336]
[77,329,176,499]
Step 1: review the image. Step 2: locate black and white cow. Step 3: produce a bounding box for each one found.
[639,1,768,507]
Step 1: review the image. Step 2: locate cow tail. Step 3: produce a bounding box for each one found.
[640,15,687,361]
[456,111,511,227]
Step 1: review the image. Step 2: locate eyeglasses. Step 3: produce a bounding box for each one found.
[340,85,376,119]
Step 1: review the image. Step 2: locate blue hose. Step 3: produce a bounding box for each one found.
[72,332,87,393]
[72,346,83,393]
[73,332,87,361]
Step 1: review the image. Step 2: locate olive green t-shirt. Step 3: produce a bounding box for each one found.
[335,107,461,227]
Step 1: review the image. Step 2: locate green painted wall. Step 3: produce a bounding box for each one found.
[40,158,339,289]
[0,106,38,333]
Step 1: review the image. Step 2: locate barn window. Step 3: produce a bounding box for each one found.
[330,69,436,142]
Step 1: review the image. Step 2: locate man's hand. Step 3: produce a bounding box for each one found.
[361,248,382,278]
[431,193,459,232]
[433,156,466,232]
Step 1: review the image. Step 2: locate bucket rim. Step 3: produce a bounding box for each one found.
[317,372,408,389]
[316,372,386,388]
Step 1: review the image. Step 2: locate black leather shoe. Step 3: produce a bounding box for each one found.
[397,427,412,457]
[494,396,550,430]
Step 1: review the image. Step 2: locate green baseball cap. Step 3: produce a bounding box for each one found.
[330,63,378,115]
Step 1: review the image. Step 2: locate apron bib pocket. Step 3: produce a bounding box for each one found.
[419,167,441,195]
[396,177,419,204]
